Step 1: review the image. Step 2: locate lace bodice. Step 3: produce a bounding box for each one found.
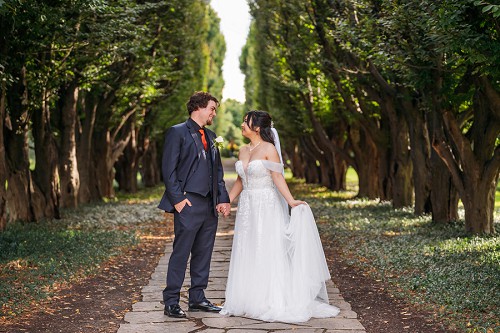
[235,160,282,190]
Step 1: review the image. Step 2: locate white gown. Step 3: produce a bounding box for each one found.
[220,159,340,323]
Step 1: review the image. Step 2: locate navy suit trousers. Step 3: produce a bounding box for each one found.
[163,192,218,306]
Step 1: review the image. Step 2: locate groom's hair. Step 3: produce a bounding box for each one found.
[187,91,220,114]
[245,110,275,146]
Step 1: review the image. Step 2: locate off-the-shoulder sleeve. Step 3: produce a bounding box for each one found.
[261,160,284,174]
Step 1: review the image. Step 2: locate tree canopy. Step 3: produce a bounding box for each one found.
[0,0,225,229]
[242,0,500,234]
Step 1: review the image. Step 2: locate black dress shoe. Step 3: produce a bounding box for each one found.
[164,304,186,318]
[188,300,221,312]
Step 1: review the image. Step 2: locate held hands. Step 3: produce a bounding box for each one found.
[216,203,231,217]
[174,198,192,213]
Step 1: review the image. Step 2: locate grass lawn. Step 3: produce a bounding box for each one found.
[0,189,165,319]
[289,169,500,333]
[1,163,498,332]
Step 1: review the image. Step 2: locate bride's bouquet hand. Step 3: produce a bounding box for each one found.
[289,199,307,207]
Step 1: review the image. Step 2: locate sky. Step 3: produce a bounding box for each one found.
[210,0,251,103]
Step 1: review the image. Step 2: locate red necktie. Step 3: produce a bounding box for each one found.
[199,129,208,151]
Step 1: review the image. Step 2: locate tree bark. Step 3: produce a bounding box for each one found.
[77,92,97,203]
[92,107,133,198]
[138,115,160,187]
[330,121,348,191]
[288,143,306,179]
[301,83,351,190]
[5,66,39,221]
[115,117,138,193]
[402,94,432,215]
[383,95,413,207]
[348,125,380,199]
[58,81,80,208]
[300,137,320,184]
[462,175,498,234]
[141,138,160,187]
[432,98,499,233]
[0,82,8,230]
[93,129,115,198]
[32,87,60,219]
[429,152,459,223]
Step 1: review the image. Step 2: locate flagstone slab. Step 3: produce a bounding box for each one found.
[131,301,163,311]
[268,329,326,333]
[325,331,367,333]
[124,311,185,324]
[201,316,262,328]
[229,322,311,330]
[335,301,352,310]
[337,310,360,319]
[117,322,198,333]
[303,318,366,330]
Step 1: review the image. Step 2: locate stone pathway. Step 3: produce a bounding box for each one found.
[118,166,366,332]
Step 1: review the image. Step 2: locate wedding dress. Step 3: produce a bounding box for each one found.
[220,159,340,323]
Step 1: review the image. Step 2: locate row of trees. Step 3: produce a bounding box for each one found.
[242,0,500,233]
[0,0,226,230]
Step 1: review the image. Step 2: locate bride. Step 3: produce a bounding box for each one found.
[220,110,340,323]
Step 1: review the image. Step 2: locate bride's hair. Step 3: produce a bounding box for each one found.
[245,110,275,145]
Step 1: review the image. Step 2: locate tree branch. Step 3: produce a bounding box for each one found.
[431,138,465,196]
[442,110,477,172]
[479,76,500,119]
[483,145,500,184]
[367,59,397,97]
[111,107,137,144]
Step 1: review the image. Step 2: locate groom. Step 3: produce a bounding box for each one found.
[158,91,231,318]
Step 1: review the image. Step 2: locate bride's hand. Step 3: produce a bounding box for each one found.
[288,199,306,207]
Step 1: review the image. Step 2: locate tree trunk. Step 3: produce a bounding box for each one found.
[32,87,61,219]
[382,95,413,207]
[93,129,116,198]
[93,115,132,198]
[59,81,80,208]
[403,94,432,215]
[423,57,458,223]
[433,77,500,234]
[300,138,320,184]
[77,92,97,203]
[0,82,8,230]
[430,152,459,223]
[300,86,351,191]
[141,138,160,187]
[308,135,331,188]
[457,78,500,233]
[462,175,498,234]
[288,143,305,179]
[330,126,348,191]
[138,108,160,187]
[376,118,392,201]
[5,66,39,221]
[349,125,380,199]
[115,118,138,193]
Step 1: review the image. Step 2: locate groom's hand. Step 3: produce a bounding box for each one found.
[174,198,192,213]
[216,203,231,217]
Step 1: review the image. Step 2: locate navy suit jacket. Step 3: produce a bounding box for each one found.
[158,119,230,214]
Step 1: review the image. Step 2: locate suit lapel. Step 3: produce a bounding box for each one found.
[186,120,204,160]
[205,130,216,162]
